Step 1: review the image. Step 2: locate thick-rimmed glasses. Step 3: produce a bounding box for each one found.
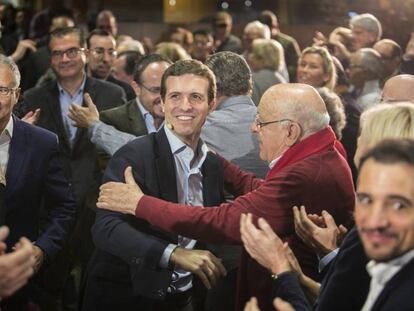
[89,47,118,59]
[0,86,18,98]
[51,47,85,60]
[254,116,293,129]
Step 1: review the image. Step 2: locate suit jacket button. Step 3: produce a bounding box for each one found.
[157,289,165,297]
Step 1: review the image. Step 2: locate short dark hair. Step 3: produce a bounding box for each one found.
[258,10,277,30]
[161,59,216,104]
[86,29,114,48]
[205,51,251,96]
[192,29,213,41]
[133,54,172,85]
[118,51,144,76]
[49,26,85,49]
[359,139,414,171]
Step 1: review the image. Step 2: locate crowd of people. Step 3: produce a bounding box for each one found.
[0,2,414,311]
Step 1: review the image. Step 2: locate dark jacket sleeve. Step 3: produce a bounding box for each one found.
[272,272,312,311]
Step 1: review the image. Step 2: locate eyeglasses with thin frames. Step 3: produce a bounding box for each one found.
[51,47,85,60]
[89,47,118,59]
[254,116,293,129]
[0,86,18,98]
[140,84,161,94]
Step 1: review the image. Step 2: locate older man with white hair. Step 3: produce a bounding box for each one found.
[96,83,355,311]
[350,13,382,51]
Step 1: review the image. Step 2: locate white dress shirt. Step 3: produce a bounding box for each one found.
[0,116,14,180]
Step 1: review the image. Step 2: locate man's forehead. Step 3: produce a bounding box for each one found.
[165,74,209,93]
[358,160,414,195]
[50,33,80,49]
[90,35,115,47]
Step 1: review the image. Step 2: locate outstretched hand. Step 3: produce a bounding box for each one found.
[68,93,99,128]
[97,166,144,215]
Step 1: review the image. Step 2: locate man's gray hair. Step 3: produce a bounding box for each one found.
[350,13,382,41]
[205,51,252,97]
[280,101,330,138]
[0,54,21,87]
[244,21,271,39]
[355,48,385,79]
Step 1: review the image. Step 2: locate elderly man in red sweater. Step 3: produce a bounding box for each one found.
[96,83,355,311]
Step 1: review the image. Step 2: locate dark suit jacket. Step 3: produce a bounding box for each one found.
[1,116,76,309]
[81,128,224,311]
[19,76,125,208]
[5,116,76,258]
[100,98,148,137]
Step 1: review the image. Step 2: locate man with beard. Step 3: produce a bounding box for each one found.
[86,29,136,101]
[69,54,172,156]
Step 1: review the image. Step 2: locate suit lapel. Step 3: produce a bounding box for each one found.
[154,129,178,203]
[128,100,148,136]
[5,117,29,199]
[202,153,222,206]
[46,83,71,149]
[371,257,414,311]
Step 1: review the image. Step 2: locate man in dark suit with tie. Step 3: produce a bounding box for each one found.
[0,54,76,308]
[17,26,125,307]
[81,60,227,311]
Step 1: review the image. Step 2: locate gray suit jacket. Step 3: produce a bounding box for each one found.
[100,99,148,137]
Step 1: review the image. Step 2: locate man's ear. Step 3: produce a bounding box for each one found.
[15,88,21,102]
[208,98,217,112]
[131,81,141,96]
[285,122,302,146]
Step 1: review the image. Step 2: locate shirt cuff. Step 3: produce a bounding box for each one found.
[159,243,178,269]
[88,120,102,139]
[318,248,339,272]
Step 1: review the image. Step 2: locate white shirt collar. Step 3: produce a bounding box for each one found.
[366,247,414,285]
[0,116,14,144]
[268,154,283,169]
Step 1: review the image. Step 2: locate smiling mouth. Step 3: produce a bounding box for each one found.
[176,115,194,121]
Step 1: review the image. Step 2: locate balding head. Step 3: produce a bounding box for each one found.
[96,10,118,37]
[259,83,330,137]
[382,74,414,102]
[254,83,330,162]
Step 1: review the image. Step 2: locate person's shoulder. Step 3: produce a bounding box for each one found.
[87,77,124,94]
[14,117,58,145]
[24,79,56,97]
[114,132,155,156]
[276,32,298,44]
[100,99,133,117]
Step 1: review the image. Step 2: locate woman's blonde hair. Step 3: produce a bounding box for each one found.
[250,38,285,71]
[155,42,191,62]
[360,102,414,149]
[300,46,336,91]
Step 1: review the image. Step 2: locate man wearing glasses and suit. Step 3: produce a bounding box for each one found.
[17,26,126,307]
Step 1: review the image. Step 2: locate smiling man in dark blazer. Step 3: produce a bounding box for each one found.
[81,60,227,311]
[0,54,76,308]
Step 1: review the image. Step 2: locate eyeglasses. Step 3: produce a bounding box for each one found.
[89,47,118,59]
[0,86,18,98]
[140,84,161,94]
[51,47,85,60]
[254,116,293,129]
